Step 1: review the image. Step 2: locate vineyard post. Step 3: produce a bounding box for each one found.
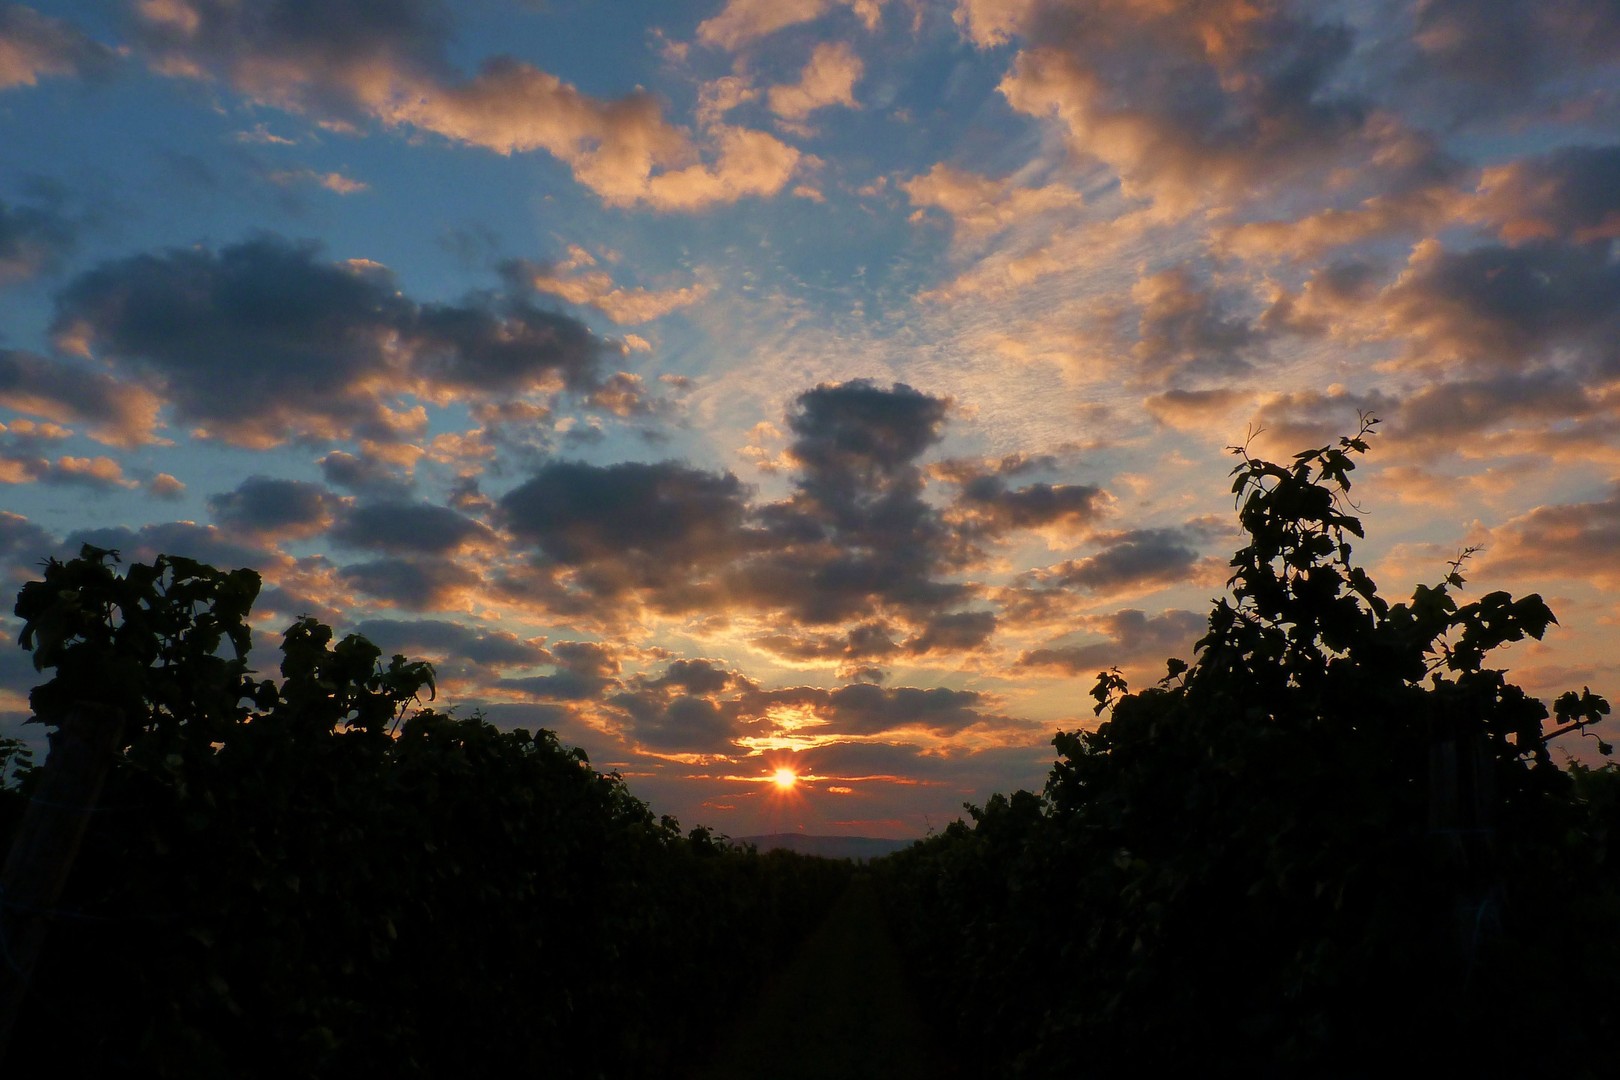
[0,705,125,1057]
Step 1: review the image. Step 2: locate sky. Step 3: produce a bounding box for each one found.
[1,0,1618,839]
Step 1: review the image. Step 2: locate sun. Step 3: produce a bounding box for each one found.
[771,767,798,792]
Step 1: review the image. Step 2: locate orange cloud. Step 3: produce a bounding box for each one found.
[902,163,1083,236]
[698,0,883,51]
[266,168,368,194]
[134,2,802,212]
[522,247,710,324]
[768,41,863,123]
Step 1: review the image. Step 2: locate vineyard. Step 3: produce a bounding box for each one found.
[3,425,1618,1076]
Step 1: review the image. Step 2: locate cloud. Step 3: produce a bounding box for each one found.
[602,655,1003,755]
[971,0,1375,211]
[1409,0,1620,117]
[1129,267,1260,385]
[1217,182,1466,264]
[1380,238,1620,372]
[0,348,165,447]
[51,235,615,447]
[697,0,883,51]
[501,640,622,702]
[330,500,494,555]
[1477,486,1620,590]
[1391,371,1600,444]
[753,621,900,664]
[354,617,551,672]
[944,463,1106,538]
[0,197,76,282]
[0,453,134,490]
[318,448,415,497]
[133,0,803,211]
[902,610,998,654]
[491,380,1108,640]
[0,3,114,90]
[0,509,51,575]
[337,555,479,611]
[820,682,993,736]
[1474,144,1620,246]
[512,250,709,325]
[149,473,186,499]
[265,168,368,195]
[733,380,972,623]
[1017,607,1206,675]
[1143,387,1254,429]
[767,41,863,123]
[65,520,277,576]
[207,476,343,539]
[902,163,1083,237]
[633,125,803,213]
[498,459,753,611]
[606,657,755,752]
[999,527,1216,625]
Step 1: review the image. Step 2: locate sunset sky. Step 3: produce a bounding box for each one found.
[2,0,1618,838]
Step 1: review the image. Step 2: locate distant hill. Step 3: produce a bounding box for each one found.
[738,833,915,860]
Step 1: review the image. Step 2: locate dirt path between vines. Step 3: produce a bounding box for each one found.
[697,872,957,1080]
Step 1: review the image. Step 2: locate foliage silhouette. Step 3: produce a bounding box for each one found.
[4,547,849,1078]
[879,420,1618,1076]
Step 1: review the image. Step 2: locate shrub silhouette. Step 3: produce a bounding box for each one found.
[4,548,849,1077]
[880,420,1617,1076]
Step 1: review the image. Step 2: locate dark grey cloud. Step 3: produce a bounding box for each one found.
[352,618,548,670]
[736,381,969,623]
[1000,528,1211,626]
[0,4,117,91]
[1479,144,1620,245]
[0,509,52,586]
[949,471,1106,536]
[1244,386,1398,454]
[820,683,992,737]
[500,640,621,702]
[1383,240,1620,371]
[1046,528,1205,593]
[786,379,949,502]
[902,610,997,654]
[0,197,75,282]
[940,446,1106,538]
[493,380,1110,641]
[1409,0,1620,114]
[207,475,341,539]
[1131,267,1260,384]
[754,621,900,664]
[132,0,453,121]
[337,555,478,610]
[331,500,493,555]
[498,459,753,611]
[649,658,735,697]
[1261,258,1387,336]
[318,449,414,497]
[1393,371,1598,441]
[1017,608,1206,675]
[980,0,1371,205]
[607,658,756,752]
[51,235,613,447]
[0,348,160,446]
[592,653,1013,755]
[65,521,273,575]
